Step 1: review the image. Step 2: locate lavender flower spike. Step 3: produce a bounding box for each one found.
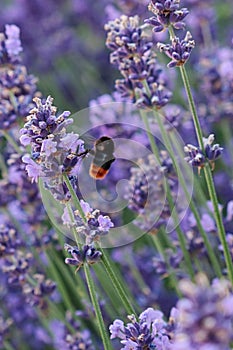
[64,244,102,272]
[146,0,189,32]
[184,134,223,173]
[20,96,86,201]
[173,274,233,350]
[204,134,223,169]
[158,32,195,68]
[184,144,205,170]
[62,201,114,244]
[109,307,177,349]
[5,24,23,59]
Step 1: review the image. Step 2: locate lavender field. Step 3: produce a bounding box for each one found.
[0,0,233,349]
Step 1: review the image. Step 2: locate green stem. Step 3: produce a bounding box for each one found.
[84,264,112,350]
[63,173,87,223]
[140,104,195,278]
[178,65,233,284]
[0,152,8,176]
[46,250,75,312]
[140,109,160,160]
[179,66,204,149]
[64,173,136,316]
[169,133,222,278]
[4,342,15,350]
[150,232,181,297]
[99,247,136,315]
[1,130,23,154]
[64,175,133,341]
[153,111,195,279]
[221,119,233,177]
[204,165,233,277]
[94,263,126,317]
[66,202,82,247]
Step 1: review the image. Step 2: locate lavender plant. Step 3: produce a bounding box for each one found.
[0,1,233,349]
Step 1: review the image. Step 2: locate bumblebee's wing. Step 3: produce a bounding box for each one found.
[80,133,96,148]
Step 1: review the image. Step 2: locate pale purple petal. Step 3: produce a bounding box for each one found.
[139,307,164,327]
[20,134,31,146]
[226,200,233,222]
[41,139,57,157]
[22,155,42,183]
[201,214,215,232]
[98,215,114,231]
[109,319,125,339]
[80,200,92,215]
[5,24,22,57]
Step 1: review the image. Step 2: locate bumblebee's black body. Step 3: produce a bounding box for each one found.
[89,136,115,179]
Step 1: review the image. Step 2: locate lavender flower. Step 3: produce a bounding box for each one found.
[146,0,189,32]
[203,134,223,168]
[197,47,233,122]
[20,96,86,201]
[64,244,102,272]
[0,1,80,71]
[174,274,233,350]
[153,248,183,277]
[105,15,172,108]
[0,314,13,348]
[23,274,56,309]
[158,32,195,68]
[0,224,23,256]
[184,144,205,170]
[4,24,22,60]
[110,307,178,349]
[50,311,94,349]
[125,153,178,232]
[1,249,33,285]
[0,25,38,129]
[62,200,114,244]
[184,134,223,172]
[0,24,22,64]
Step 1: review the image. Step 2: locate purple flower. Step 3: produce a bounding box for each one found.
[146,0,189,32]
[50,312,94,349]
[23,274,56,308]
[109,307,177,349]
[0,25,38,129]
[60,132,82,152]
[173,274,233,350]
[125,153,178,232]
[5,24,23,59]
[98,215,114,231]
[136,83,172,109]
[41,139,57,157]
[203,134,223,165]
[20,96,86,201]
[184,134,223,172]
[80,200,93,215]
[153,249,183,277]
[22,155,43,183]
[0,224,23,256]
[109,319,125,339]
[64,244,102,272]
[184,144,205,169]
[105,15,172,108]
[158,32,195,68]
[62,202,114,244]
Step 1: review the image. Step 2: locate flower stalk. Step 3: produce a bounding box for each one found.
[84,263,113,350]
[176,45,233,284]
